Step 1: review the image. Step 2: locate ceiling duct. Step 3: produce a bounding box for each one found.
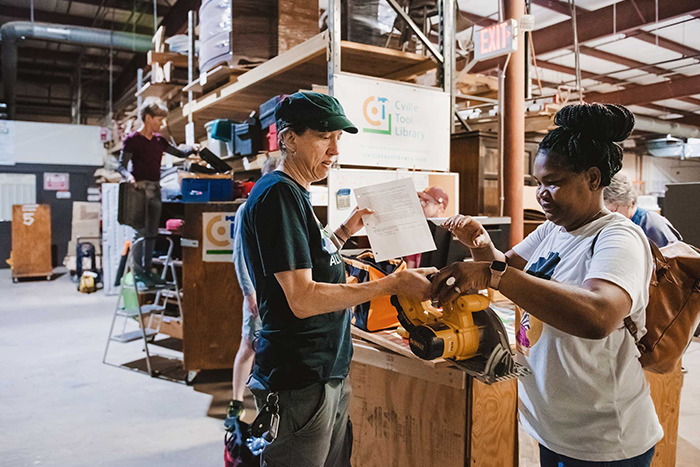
[643,136,700,159]
[1,22,153,120]
[634,115,700,139]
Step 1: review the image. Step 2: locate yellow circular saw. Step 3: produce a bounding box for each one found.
[391,293,528,384]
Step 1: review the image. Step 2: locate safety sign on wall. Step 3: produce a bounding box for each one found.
[202,212,236,262]
[44,172,70,191]
[332,73,450,171]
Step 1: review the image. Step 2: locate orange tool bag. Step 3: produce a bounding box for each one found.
[344,251,406,332]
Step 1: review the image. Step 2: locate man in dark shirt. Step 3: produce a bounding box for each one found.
[241,92,435,467]
[118,101,196,287]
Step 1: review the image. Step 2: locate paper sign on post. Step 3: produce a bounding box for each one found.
[354,178,436,262]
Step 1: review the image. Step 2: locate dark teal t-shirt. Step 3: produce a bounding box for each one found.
[241,171,352,391]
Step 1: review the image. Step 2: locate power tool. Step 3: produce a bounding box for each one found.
[391,293,530,384]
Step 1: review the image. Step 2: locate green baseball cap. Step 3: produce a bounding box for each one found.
[275,91,358,134]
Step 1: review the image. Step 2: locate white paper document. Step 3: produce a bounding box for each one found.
[354,178,436,262]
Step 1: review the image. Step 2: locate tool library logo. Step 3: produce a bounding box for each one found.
[361,95,425,140]
[362,96,391,135]
[202,212,235,262]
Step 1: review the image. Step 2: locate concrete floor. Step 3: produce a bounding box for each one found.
[0,270,224,467]
[1,269,699,466]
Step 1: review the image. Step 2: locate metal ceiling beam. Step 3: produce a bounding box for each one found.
[585,74,700,106]
[577,45,674,75]
[535,61,700,126]
[472,0,700,73]
[532,0,700,58]
[631,29,700,57]
[537,60,619,84]
[531,0,581,16]
[0,6,153,35]
[69,0,170,16]
[575,45,700,108]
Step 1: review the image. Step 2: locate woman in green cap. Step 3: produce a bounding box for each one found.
[239,91,436,467]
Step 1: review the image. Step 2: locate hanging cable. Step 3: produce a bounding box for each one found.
[529,33,544,96]
[613,1,616,36]
[655,0,659,46]
[30,0,34,23]
[568,0,583,103]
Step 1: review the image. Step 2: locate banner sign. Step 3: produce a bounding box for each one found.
[333,73,450,171]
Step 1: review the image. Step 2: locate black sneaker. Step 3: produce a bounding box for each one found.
[224,400,244,431]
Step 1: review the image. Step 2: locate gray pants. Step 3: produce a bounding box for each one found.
[249,378,353,467]
[131,181,162,274]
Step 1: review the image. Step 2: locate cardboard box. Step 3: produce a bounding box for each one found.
[141,313,183,340]
[71,202,101,243]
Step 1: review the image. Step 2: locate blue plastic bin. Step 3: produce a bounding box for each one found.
[259,95,286,129]
[233,120,261,157]
[181,178,234,203]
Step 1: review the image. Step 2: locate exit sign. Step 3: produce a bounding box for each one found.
[474,19,518,61]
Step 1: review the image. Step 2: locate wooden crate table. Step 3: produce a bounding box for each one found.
[350,327,518,467]
[11,204,52,282]
[350,324,683,467]
[181,201,244,371]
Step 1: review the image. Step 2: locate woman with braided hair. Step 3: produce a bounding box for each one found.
[433,103,662,466]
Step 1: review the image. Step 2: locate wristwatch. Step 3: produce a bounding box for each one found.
[489,260,508,290]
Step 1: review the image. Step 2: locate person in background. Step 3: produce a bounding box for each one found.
[118,101,197,288]
[435,103,662,467]
[604,173,682,247]
[224,156,281,430]
[241,92,436,467]
[404,186,449,268]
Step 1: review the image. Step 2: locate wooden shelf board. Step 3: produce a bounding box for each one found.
[136,82,181,100]
[183,33,437,123]
[148,50,192,68]
[183,64,261,94]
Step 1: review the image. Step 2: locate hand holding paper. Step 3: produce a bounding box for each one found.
[354,178,436,262]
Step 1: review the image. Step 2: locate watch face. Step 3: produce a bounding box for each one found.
[492,261,507,272]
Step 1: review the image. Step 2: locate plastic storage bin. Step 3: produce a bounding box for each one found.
[259,95,286,129]
[234,120,261,157]
[181,178,234,203]
[264,123,279,152]
[199,0,233,73]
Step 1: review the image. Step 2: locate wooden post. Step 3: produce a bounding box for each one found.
[503,0,525,247]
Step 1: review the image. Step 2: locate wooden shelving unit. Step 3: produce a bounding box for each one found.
[175,32,436,140]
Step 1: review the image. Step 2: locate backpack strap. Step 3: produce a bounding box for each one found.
[623,316,639,341]
[590,225,646,348]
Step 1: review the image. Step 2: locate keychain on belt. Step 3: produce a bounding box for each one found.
[247,392,280,456]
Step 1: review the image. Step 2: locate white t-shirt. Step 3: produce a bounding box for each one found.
[512,213,663,462]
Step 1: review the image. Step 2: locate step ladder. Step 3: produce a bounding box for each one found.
[103,232,183,377]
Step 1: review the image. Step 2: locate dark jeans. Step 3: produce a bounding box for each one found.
[131,181,161,274]
[248,378,353,467]
[540,445,655,467]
